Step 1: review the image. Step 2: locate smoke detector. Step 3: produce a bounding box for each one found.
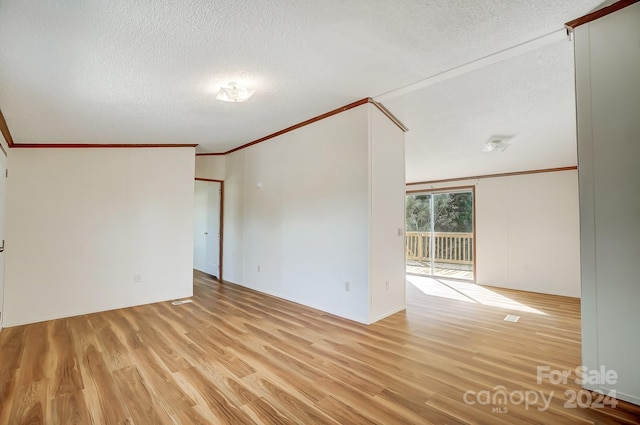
[483,136,513,152]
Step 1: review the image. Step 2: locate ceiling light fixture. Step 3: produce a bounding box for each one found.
[216,82,255,103]
[483,136,513,152]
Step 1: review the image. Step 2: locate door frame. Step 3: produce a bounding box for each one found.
[195,178,224,282]
[406,185,476,282]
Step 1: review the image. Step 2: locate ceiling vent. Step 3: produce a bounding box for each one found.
[483,136,513,152]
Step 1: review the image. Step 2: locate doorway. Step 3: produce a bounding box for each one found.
[405,187,475,281]
[193,179,223,280]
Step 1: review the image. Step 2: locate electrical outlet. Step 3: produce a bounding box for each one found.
[134,273,143,283]
[257,265,261,272]
[345,281,350,292]
[386,280,389,290]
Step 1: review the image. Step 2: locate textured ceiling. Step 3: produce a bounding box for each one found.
[387,40,580,183]
[0,0,603,178]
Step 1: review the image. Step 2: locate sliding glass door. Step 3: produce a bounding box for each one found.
[405,188,474,281]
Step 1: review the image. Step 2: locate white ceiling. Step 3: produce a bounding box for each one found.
[387,40,580,182]
[0,0,604,179]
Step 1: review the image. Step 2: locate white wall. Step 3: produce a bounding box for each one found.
[0,151,6,328]
[409,170,581,297]
[223,104,406,323]
[574,2,640,405]
[3,147,195,326]
[226,105,371,322]
[369,106,406,322]
[195,155,225,180]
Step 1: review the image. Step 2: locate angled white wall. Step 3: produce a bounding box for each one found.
[369,106,406,321]
[408,169,581,298]
[3,147,195,326]
[222,150,246,284]
[223,104,406,323]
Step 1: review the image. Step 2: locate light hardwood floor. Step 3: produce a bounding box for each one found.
[1,272,639,424]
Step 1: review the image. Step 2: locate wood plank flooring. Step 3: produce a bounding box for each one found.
[1,271,639,424]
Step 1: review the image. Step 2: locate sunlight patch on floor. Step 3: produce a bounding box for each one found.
[407,275,546,315]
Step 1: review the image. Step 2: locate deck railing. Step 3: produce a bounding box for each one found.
[406,231,474,265]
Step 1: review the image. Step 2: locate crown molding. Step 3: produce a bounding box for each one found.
[566,0,639,30]
[406,166,577,186]
[10,143,198,149]
[196,97,407,156]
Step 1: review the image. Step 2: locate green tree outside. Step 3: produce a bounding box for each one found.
[406,192,473,233]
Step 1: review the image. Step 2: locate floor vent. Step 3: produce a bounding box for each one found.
[171,299,193,306]
[504,314,520,322]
